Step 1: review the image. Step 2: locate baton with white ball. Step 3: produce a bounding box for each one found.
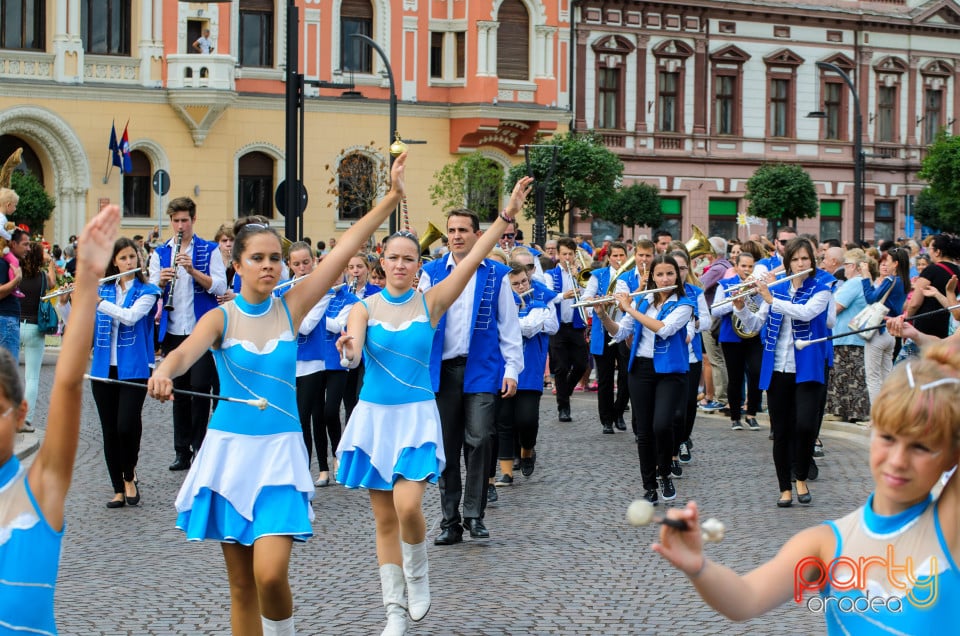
[626,500,726,543]
[339,334,355,368]
[84,375,269,410]
[794,302,960,350]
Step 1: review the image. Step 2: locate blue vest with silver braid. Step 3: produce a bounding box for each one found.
[589,267,613,355]
[627,294,696,373]
[758,275,831,390]
[90,278,162,380]
[685,282,704,362]
[156,236,220,339]
[296,287,360,369]
[547,266,587,329]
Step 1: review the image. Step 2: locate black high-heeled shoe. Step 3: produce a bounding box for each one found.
[125,483,140,506]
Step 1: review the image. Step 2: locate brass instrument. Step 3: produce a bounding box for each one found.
[572,285,678,308]
[713,268,814,307]
[731,293,761,339]
[419,221,446,259]
[163,231,183,312]
[563,259,589,324]
[722,265,786,297]
[684,224,715,260]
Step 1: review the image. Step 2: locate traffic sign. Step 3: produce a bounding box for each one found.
[275,180,308,217]
[152,169,170,196]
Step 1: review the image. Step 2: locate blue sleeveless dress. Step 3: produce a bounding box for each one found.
[336,289,445,489]
[174,295,314,544]
[0,457,63,635]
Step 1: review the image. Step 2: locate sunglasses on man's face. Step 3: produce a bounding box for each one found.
[501,233,515,240]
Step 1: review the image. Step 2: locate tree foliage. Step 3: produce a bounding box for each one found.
[506,131,623,235]
[593,182,662,231]
[428,153,504,221]
[324,144,389,221]
[10,170,55,236]
[917,132,960,233]
[744,163,818,223]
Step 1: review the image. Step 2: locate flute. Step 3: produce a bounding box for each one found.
[163,231,183,312]
[40,269,147,301]
[572,285,677,308]
[713,268,814,307]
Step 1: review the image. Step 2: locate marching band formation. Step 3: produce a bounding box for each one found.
[2,151,960,635]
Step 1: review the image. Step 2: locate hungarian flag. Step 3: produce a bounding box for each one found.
[108,122,122,169]
[120,124,133,174]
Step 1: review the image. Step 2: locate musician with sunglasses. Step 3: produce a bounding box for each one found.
[753,226,797,279]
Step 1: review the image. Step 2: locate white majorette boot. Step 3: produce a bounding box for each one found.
[379,563,408,636]
[401,540,431,621]
[261,616,296,636]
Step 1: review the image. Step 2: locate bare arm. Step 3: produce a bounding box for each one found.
[28,205,121,531]
[904,276,930,316]
[285,153,406,327]
[335,302,369,369]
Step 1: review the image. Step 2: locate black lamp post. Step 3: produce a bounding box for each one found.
[814,61,863,244]
[523,144,559,248]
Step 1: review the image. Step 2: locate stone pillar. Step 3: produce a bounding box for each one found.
[635,35,648,132]
[53,0,85,83]
[574,28,588,130]
[692,38,707,136]
[138,0,164,87]
[907,55,919,146]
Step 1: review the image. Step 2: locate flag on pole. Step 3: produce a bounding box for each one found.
[120,123,133,174]
[108,122,122,169]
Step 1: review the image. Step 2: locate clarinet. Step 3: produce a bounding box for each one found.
[163,231,183,312]
[348,275,359,295]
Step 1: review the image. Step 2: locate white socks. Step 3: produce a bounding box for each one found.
[261,616,295,636]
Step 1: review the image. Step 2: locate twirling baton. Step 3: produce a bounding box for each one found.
[795,302,960,350]
[84,374,269,410]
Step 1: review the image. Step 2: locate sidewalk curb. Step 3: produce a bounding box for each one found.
[14,429,42,460]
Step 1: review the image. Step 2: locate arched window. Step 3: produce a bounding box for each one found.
[1,0,45,50]
[341,0,373,73]
[122,150,151,218]
[497,0,529,81]
[238,152,275,218]
[80,0,130,55]
[338,153,379,221]
[240,0,274,68]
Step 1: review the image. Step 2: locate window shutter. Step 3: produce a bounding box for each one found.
[497,0,529,80]
[241,0,274,12]
[341,0,373,19]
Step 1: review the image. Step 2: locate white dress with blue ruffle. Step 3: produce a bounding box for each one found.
[174,295,314,544]
[336,289,445,489]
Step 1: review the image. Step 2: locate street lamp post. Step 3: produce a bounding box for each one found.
[523,145,559,248]
[351,34,400,235]
[816,61,863,245]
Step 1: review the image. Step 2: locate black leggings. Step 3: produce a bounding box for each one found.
[768,372,821,492]
[91,368,145,494]
[296,369,347,471]
[495,390,541,460]
[628,358,686,491]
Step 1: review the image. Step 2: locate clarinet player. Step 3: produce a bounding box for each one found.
[148,197,227,471]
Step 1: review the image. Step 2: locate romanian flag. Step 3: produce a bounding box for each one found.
[120,124,133,174]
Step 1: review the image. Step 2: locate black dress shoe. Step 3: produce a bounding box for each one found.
[777,496,793,508]
[106,497,125,509]
[558,407,572,422]
[168,454,191,471]
[125,483,141,506]
[615,415,627,431]
[463,518,490,539]
[434,527,463,545]
[602,421,614,434]
[797,484,812,505]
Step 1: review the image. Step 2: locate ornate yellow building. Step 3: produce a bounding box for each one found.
[0,0,569,244]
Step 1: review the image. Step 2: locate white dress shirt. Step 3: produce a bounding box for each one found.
[609,294,693,359]
[97,281,160,367]
[148,235,227,336]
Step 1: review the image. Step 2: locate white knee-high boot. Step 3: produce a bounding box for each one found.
[261,616,296,636]
[379,564,408,636]
[401,541,431,621]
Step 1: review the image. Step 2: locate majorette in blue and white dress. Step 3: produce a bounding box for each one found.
[175,295,314,544]
[336,288,445,489]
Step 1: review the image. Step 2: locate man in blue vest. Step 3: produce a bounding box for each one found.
[546,237,590,422]
[420,209,523,544]
[148,197,227,471]
[754,225,797,278]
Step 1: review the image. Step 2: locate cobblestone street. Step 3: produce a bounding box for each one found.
[22,364,873,635]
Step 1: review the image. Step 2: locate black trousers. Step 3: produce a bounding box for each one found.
[549,323,588,409]
[296,369,347,471]
[343,363,363,421]
[162,333,216,456]
[594,339,629,424]
[628,357,686,492]
[768,372,821,492]
[676,360,702,452]
[91,367,146,493]
[436,358,496,526]
[495,390,541,460]
[720,338,764,421]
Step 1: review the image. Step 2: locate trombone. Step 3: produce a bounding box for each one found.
[713,268,813,307]
[572,285,677,308]
[40,269,146,301]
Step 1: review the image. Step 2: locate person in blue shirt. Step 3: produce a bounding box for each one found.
[0,205,120,635]
[859,247,910,406]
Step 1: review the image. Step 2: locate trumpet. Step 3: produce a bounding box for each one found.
[722,265,786,296]
[713,268,814,307]
[563,260,589,324]
[572,285,677,308]
[40,269,147,301]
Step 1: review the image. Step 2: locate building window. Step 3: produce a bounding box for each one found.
[708,199,738,240]
[430,32,467,80]
[341,0,372,73]
[659,198,682,239]
[430,32,443,79]
[877,86,897,143]
[121,151,151,218]
[874,200,895,243]
[709,46,749,137]
[658,71,680,132]
[337,153,379,221]
[597,68,621,129]
[923,89,943,145]
[715,75,736,135]
[238,152,275,219]
[823,82,845,141]
[1,0,45,50]
[81,0,130,55]
[455,32,465,78]
[239,0,274,68]
[497,0,529,81]
[769,78,791,137]
[819,200,842,242]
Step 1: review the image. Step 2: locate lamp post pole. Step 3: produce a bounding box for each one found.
[351,34,399,235]
[283,0,300,241]
[816,61,863,244]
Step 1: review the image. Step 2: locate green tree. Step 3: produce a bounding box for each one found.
[744,163,818,225]
[917,132,960,232]
[506,132,622,235]
[593,182,662,231]
[10,170,55,236]
[428,153,504,221]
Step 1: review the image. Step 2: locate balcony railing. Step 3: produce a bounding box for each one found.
[654,134,685,150]
[0,51,54,81]
[166,54,236,90]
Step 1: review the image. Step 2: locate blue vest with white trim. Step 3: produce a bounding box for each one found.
[589,267,613,355]
[717,276,752,344]
[685,283,704,362]
[90,279,162,380]
[758,276,831,390]
[296,287,359,369]
[627,295,695,373]
[547,266,587,329]
[156,236,219,340]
